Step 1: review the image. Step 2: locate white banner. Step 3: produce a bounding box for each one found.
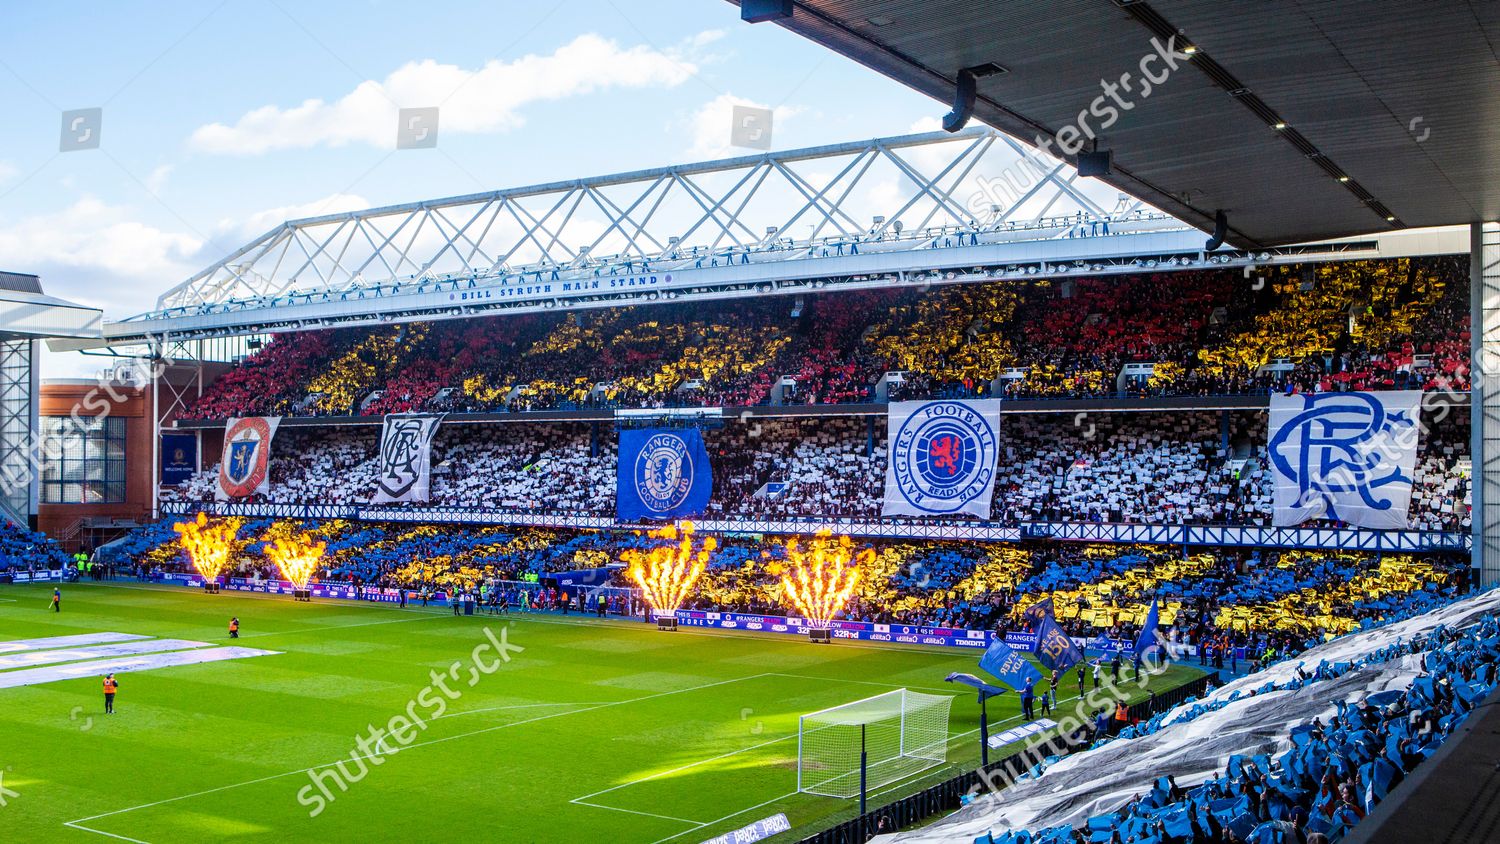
[882,399,1001,519]
[369,414,443,504]
[1267,390,1423,528]
[216,416,280,501]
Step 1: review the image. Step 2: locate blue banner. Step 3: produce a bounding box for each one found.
[673,611,993,649]
[617,428,713,521]
[979,639,1042,692]
[160,433,197,487]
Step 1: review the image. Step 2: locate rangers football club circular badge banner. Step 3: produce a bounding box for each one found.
[617,428,713,521]
[882,400,1001,519]
[216,416,280,501]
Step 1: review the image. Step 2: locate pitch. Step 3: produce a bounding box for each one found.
[0,583,1199,843]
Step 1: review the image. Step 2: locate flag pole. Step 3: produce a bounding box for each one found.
[859,723,868,816]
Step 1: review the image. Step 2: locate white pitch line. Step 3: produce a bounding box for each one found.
[570,798,706,826]
[647,790,800,844]
[433,701,614,721]
[61,821,152,844]
[572,730,800,804]
[62,672,776,837]
[628,683,1100,842]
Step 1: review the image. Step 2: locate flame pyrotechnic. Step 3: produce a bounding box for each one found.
[624,522,715,618]
[173,513,238,583]
[265,535,327,590]
[778,531,867,628]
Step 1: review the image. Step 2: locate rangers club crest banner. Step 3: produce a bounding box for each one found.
[370,414,444,504]
[1267,390,1422,529]
[617,428,713,521]
[216,416,280,500]
[882,399,1001,519]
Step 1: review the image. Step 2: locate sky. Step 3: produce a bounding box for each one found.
[0,0,1093,379]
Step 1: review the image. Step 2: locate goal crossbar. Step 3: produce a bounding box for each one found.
[797,688,953,798]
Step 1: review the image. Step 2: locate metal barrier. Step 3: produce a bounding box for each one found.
[797,673,1214,843]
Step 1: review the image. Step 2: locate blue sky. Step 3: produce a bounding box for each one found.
[0,1,1065,377]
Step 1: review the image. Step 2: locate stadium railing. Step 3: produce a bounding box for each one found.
[796,673,1213,844]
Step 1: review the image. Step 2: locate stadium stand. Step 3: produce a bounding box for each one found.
[162,412,1472,532]
[0,520,73,572]
[175,257,1470,419]
[117,516,1467,655]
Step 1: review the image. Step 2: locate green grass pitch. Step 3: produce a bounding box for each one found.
[0,582,1201,843]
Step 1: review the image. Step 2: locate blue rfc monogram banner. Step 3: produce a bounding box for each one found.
[882,400,1001,519]
[1267,390,1423,529]
[617,428,713,521]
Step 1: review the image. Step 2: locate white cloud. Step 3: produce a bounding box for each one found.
[189,34,703,155]
[145,164,173,194]
[908,116,943,134]
[0,197,204,325]
[218,192,372,240]
[685,93,805,160]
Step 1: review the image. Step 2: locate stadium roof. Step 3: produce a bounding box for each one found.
[0,271,102,341]
[734,0,1500,247]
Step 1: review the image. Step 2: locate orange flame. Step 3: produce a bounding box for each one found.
[778,531,867,629]
[265,534,327,590]
[623,521,715,617]
[173,513,238,583]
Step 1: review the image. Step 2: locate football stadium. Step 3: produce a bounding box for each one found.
[2,2,1499,842]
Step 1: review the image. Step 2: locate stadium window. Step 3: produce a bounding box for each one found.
[40,415,127,504]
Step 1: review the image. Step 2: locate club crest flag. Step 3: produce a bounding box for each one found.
[617,428,713,521]
[882,399,1001,519]
[216,416,280,500]
[1267,391,1422,529]
[370,414,444,504]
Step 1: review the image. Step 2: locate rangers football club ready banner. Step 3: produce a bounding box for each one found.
[370,414,443,504]
[882,399,1002,519]
[1267,391,1422,529]
[216,416,280,500]
[617,428,713,521]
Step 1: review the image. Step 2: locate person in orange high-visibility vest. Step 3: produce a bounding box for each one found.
[1112,700,1130,734]
[102,674,118,714]
[229,617,239,639]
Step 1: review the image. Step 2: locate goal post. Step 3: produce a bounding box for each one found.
[797,689,953,798]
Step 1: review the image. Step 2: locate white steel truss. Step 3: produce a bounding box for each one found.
[141,128,1160,315]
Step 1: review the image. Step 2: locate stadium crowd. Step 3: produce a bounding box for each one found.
[175,257,1470,419]
[975,598,1500,844]
[114,515,1467,658]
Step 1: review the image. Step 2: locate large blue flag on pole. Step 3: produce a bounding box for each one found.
[979,639,1041,692]
[1020,597,1054,628]
[1033,614,1084,673]
[1135,598,1163,661]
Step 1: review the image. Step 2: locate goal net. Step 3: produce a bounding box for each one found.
[797,689,953,798]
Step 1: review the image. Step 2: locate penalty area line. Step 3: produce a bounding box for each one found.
[62,821,152,844]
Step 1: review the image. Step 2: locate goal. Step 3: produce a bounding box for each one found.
[797,689,954,798]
